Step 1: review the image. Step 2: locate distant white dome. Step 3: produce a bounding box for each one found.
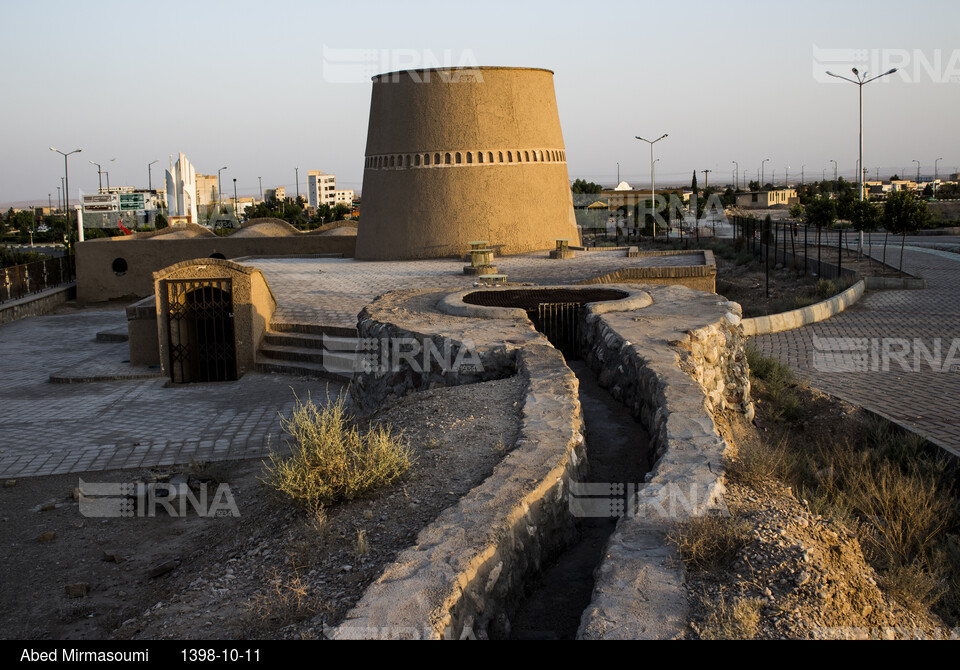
[614,181,633,191]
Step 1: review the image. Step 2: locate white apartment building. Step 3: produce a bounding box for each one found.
[334,189,355,206]
[308,170,337,208]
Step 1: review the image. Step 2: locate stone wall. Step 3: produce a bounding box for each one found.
[337,339,587,639]
[580,250,716,292]
[335,283,752,639]
[0,283,76,326]
[576,285,753,639]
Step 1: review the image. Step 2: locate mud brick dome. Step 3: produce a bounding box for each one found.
[355,66,581,260]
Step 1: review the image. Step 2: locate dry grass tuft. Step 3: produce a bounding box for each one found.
[697,589,766,639]
[669,514,751,572]
[262,394,413,510]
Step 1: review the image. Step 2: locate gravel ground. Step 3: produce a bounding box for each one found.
[0,376,524,640]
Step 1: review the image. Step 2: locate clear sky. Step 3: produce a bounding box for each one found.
[3,0,959,206]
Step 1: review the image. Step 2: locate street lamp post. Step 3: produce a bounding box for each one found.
[51,147,82,242]
[761,158,770,187]
[830,159,838,182]
[935,157,944,197]
[88,158,114,193]
[732,161,739,190]
[233,178,238,221]
[295,167,300,202]
[258,176,263,201]
[826,67,898,202]
[913,159,921,184]
[217,166,228,217]
[635,133,668,237]
[148,159,159,190]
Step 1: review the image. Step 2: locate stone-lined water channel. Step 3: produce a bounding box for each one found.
[506,361,652,639]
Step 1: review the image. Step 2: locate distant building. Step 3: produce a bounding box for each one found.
[165,153,198,223]
[265,186,286,202]
[227,196,258,218]
[195,174,219,206]
[307,171,337,208]
[735,189,798,209]
[334,189,354,206]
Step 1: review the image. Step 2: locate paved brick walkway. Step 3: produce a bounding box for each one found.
[250,250,707,329]
[2,249,703,478]
[751,245,960,457]
[0,310,342,479]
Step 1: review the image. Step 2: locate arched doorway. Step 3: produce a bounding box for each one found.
[165,279,237,383]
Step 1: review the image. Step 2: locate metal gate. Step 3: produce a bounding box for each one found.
[533,302,582,360]
[165,279,237,383]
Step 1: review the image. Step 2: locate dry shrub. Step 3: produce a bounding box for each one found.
[669,514,751,572]
[263,394,413,510]
[248,566,329,627]
[697,589,765,640]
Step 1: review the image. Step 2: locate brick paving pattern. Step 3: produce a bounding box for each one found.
[251,250,706,329]
[751,244,960,457]
[3,249,699,477]
[0,311,342,478]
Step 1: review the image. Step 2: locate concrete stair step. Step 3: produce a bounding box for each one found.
[258,343,328,365]
[263,331,330,349]
[268,322,357,338]
[255,357,352,381]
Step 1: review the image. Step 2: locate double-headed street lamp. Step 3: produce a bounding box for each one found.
[826,67,898,201]
[635,133,668,237]
[51,147,82,241]
[761,158,770,187]
[89,157,115,192]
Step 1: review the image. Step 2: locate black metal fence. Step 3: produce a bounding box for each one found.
[0,255,76,304]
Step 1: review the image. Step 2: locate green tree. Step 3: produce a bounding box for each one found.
[331,204,351,221]
[571,179,602,194]
[804,195,836,276]
[789,202,804,219]
[884,191,930,274]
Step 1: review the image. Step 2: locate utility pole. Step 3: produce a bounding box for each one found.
[233,178,238,222]
[701,169,711,189]
[295,167,300,201]
[258,176,263,201]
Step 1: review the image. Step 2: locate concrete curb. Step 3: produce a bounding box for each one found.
[741,280,865,337]
[436,284,652,321]
[863,276,927,290]
[0,283,76,325]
